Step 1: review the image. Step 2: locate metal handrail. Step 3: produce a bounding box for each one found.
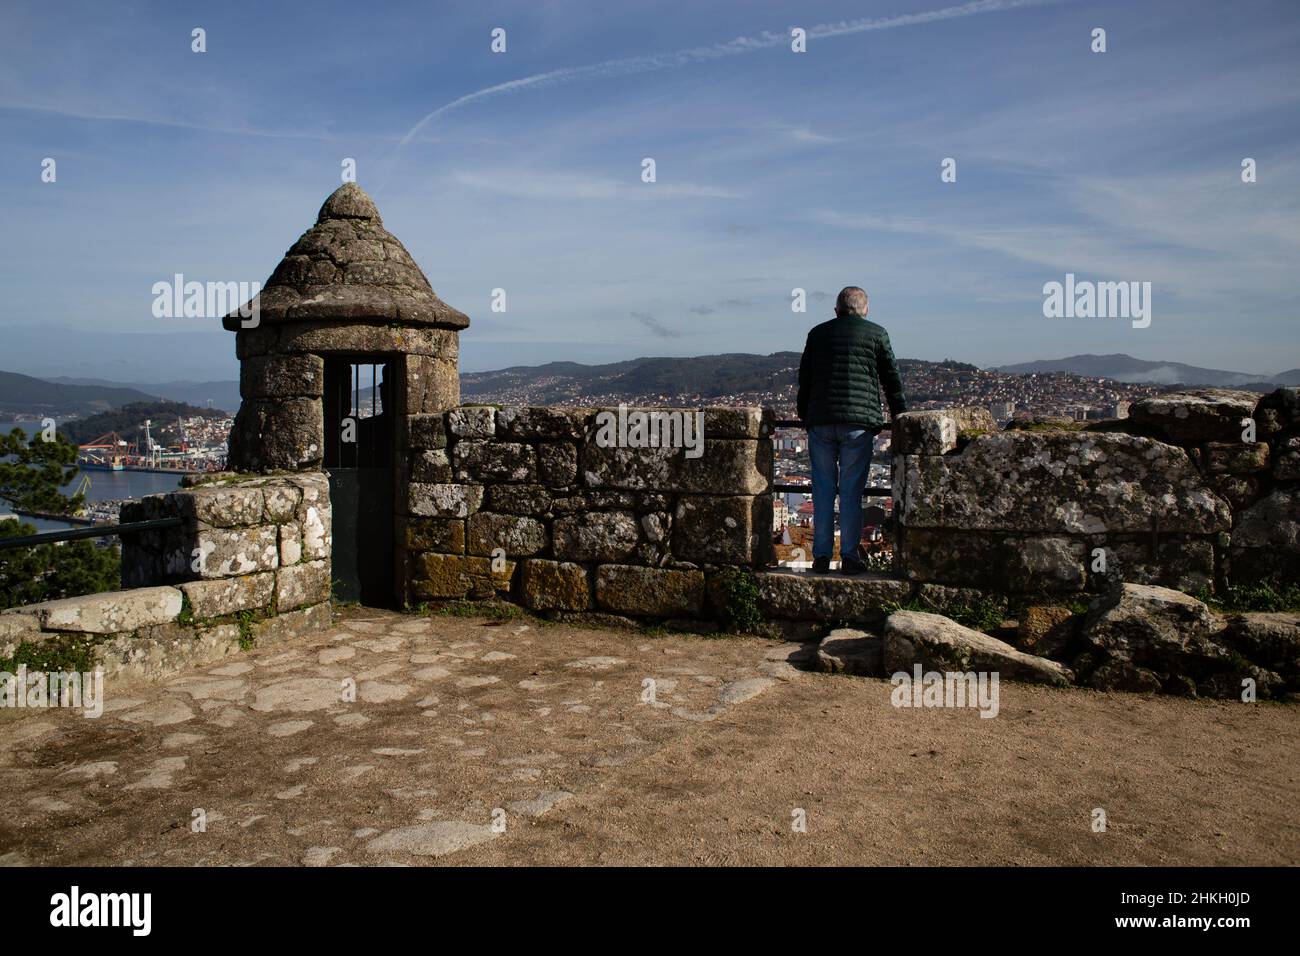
[0,517,183,551]
[768,416,893,498]
[772,419,892,431]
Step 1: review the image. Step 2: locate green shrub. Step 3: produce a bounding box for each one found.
[1195,582,1300,613]
[0,520,121,611]
[882,593,1007,634]
[716,567,762,634]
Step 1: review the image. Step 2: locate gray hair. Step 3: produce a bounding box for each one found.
[835,286,868,317]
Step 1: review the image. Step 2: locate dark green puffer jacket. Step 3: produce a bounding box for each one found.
[797,315,907,429]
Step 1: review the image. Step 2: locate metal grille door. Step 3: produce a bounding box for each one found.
[323,358,395,607]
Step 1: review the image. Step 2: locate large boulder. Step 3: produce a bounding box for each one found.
[1078,583,1284,697]
[180,573,275,619]
[495,406,589,441]
[702,407,775,439]
[882,610,1073,685]
[452,441,535,482]
[1220,612,1300,685]
[537,442,578,487]
[409,553,512,600]
[447,406,495,438]
[407,483,483,518]
[466,513,548,557]
[275,560,331,611]
[1082,584,1224,663]
[402,517,465,554]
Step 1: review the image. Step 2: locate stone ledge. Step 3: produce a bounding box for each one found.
[754,571,912,625]
[4,587,184,634]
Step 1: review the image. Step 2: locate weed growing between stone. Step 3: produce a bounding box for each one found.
[715,567,762,634]
[413,598,538,623]
[1194,582,1300,613]
[0,634,98,675]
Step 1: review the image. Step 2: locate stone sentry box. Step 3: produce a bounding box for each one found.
[218,184,775,616]
[221,183,468,607]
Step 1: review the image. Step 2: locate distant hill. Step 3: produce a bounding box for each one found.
[994,353,1292,389]
[44,376,239,414]
[59,401,228,445]
[461,354,797,403]
[461,353,980,404]
[0,370,159,419]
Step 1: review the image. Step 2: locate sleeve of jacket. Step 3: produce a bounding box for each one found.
[875,330,907,419]
[797,331,813,421]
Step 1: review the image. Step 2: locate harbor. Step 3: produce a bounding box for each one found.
[2,420,198,533]
[76,416,225,475]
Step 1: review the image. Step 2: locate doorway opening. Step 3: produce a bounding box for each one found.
[323,357,396,607]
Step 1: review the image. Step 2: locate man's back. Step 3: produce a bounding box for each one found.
[797,314,906,429]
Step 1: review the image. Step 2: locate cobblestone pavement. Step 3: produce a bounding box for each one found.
[3,608,1296,866]
[0,609,786,865]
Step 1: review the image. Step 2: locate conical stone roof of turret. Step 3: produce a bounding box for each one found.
[222,183,469,330]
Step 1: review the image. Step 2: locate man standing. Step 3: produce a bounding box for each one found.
[797,286,907,574]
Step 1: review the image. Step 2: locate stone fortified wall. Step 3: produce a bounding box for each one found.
[400,405,774,623]
[1,474,332,684]
[892,387,1300,595]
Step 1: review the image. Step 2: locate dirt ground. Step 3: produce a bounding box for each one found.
[1,607,1296,866]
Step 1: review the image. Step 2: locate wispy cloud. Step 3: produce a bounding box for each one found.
[394,0,1067,151]
[688,297,753,316]
[630,311,680,338]
[766,121,837,144]
[810,159,1300,300]
[0,102,337,140]
[450,169,739,201]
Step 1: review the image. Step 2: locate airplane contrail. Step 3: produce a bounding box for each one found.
[394,0,1065,151]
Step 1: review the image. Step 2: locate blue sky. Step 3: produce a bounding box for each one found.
[1,0,1298,382]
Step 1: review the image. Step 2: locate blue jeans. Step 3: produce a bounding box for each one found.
[808,424,875,561]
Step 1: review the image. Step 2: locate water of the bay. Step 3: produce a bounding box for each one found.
[1,421,183,530]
